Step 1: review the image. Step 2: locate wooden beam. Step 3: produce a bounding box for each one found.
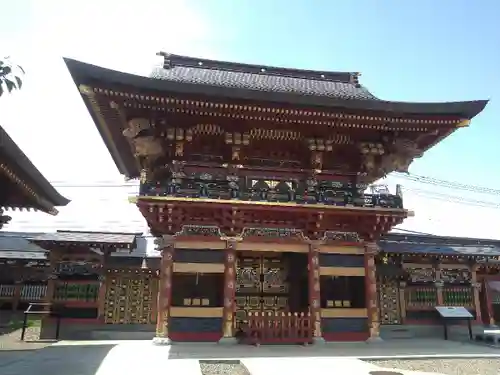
[169,307,223,318]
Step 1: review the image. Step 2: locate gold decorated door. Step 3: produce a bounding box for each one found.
[104,272,155,324]
[235,255,289,328]
[378,279,402,325]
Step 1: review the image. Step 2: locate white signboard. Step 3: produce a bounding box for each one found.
[435,306,473,319]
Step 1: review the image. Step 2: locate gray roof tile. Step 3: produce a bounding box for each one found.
[150,54,376,101]
[33,231,138,245]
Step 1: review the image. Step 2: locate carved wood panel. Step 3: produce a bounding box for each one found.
[378,280,401,325]
[104,272,155,324]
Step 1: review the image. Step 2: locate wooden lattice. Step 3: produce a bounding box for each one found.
[378,280,401,325]
[104,272,155,324]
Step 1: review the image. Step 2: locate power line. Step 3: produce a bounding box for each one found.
[393,172,500,196]
[403,187,500,209]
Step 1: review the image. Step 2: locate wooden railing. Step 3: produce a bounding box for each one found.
[0,284,15,298]
[405,286,438,309]
[442,286,474,307]
[20,285,47,301]
[243,311,313,345]
[0,284,47,301]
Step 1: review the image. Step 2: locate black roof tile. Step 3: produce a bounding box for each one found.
[32,230,139,246]
[0,126,70,213]
[150,54,375,101]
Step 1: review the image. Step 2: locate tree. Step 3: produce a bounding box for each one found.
[0,57,24,97]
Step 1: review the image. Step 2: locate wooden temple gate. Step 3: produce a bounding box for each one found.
[63,51,487,343]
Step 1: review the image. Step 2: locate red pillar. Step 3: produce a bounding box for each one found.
[308,242,324,344]
[153,235,175,345]
[219,239,237,344]
[364,242,382,341]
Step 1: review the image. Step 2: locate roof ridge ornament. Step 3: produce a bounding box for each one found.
[156,51,173,69]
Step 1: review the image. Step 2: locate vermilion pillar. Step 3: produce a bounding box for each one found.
[471,265,482,323]
[308,242,324,344]
[219,239,237,344]
[153,235,174,345]
[364,242,382,341]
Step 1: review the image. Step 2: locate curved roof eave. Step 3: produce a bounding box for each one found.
[64,58,489,119]
[0,126,71,211]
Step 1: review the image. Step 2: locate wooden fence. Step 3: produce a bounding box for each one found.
[243,311,312,344]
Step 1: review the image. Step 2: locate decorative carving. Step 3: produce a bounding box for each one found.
[104,272,154,324]
[323,231,361,243]
[241,227,304,239]
[232,146,241,161]
[177,225,223,237]
[123,118,151,138]
[133,136,163,158]
[175,141,184,157]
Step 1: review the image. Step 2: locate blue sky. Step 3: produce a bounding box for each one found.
[1,0,500,243]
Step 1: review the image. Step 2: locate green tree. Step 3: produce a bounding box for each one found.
[0,57,24,97]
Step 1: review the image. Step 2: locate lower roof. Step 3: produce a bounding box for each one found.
[32,230,141,250]
[0,125,70,214]
[379,232,500,257]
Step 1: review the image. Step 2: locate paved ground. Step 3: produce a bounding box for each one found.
[367,359,500,375]
[0,339,499,375]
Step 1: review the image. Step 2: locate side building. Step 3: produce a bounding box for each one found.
[377,232,500,338]
[64,53,487,344]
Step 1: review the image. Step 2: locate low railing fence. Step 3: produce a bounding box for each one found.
[243,311,312,345]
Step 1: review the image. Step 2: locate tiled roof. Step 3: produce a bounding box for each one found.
[0,232,46,252]
[150,55,376,101]
[0,232,47,260]
[379,233,500,257]
[0,125,70,213]
[33,231,139,246]
[0,251,46,260]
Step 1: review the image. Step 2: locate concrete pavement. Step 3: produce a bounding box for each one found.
[0,339,499,375]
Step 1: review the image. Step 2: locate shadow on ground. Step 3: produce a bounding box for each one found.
[0,344,116,375]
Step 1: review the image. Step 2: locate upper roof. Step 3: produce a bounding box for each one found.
[0,125,70,214]
[151,52,376,101]
[64,54,488,118]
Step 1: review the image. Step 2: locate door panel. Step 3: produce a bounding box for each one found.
[104,273,154,324]
[235,255,289,328]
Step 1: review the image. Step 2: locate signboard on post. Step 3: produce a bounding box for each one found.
[435,306,473,319]
[435,306,473,340]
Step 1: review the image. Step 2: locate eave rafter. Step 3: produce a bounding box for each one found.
[0,162,58,215]
[92,86,464,129]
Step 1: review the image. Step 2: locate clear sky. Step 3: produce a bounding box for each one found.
[1,0,500,245]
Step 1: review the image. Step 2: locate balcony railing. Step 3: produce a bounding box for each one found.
[138,180,404,209]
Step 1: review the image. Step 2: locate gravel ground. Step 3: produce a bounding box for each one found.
[199,360,250,375]
[365,359,500,375]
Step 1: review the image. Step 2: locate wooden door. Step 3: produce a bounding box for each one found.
[235,254,289,329]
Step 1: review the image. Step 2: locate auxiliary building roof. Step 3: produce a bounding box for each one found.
[379,232,500,257]
[0,125,70,214]
[31,230,141,251]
